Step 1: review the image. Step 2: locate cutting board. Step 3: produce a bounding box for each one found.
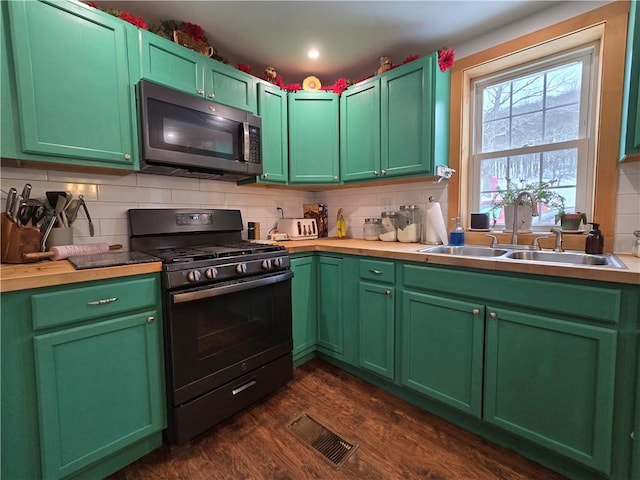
[67,251,160,270]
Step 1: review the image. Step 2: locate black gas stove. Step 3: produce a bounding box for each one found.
[128,208,293,444]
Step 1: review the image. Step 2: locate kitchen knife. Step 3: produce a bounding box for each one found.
[79,195,95,236]
[10,194,23,224]
[5,187,17,216]
[21,183,32,202]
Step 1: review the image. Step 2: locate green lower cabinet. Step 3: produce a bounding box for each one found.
[291,255,317,361]
[484,306,617,474]
[400,291,484,417]
[316,255,344,354]
[634,345,640,479]
[34,311,164,479]
[358,282,394,379]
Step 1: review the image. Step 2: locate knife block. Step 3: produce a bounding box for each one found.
[1,214,42,263]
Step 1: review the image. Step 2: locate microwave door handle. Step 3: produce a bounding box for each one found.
[243,121,250,161]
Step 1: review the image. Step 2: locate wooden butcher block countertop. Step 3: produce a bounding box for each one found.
[280,238,640,286]
[1,239,638,292]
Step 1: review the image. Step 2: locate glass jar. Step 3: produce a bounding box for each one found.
[397,205,421,243]
[633,230,640,257]
[379,211,398,242]
[363,218,381,240]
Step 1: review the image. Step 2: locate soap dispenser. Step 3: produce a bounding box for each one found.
[449,217,465,246]
[585,222,604,254]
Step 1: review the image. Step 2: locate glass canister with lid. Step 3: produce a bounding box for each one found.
[363,218,381,240]
[379,211,398,241]
[397,204,421,243]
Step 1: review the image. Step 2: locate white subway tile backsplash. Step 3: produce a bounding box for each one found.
[137,173,198,190]
[0,166,48,181]
[97,184,172,203]
[48,170,138,187]
[171,189,225,205]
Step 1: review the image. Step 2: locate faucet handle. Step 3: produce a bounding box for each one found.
[532,236,549,250]
[485,233,498,248]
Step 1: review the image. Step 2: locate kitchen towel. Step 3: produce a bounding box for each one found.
[424,202,448,245]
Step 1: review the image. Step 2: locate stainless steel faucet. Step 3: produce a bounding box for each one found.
[550,227,564,252]
[510,191,538,246]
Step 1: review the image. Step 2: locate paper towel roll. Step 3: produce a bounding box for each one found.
[425,202,448,245]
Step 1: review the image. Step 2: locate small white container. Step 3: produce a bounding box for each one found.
[363,218,381,240]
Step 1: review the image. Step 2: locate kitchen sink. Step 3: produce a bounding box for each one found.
[418,245,627,269]
[504,250,627,268]
[418,245,510,257]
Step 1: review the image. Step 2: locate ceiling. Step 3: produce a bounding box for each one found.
[98,1,566,83]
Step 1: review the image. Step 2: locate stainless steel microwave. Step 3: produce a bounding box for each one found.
[136,80,262,181]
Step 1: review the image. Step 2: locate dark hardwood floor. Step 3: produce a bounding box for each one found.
[109,359,566,480]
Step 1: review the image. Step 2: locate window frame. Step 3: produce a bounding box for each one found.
[447,2,628,249]
[470,45,599,230]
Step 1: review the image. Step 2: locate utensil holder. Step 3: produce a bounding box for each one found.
[45,227,73,250]
[1,214,42,263]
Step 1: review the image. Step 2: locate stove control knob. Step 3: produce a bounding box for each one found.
[236,263,247,274]
[205,267,218,279]
[261,259,272,270]
[273,257,283,268]
[187,270,202,282]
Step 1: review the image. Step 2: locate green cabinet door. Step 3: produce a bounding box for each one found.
[633,345,640,479]
[138,29,204,97]
[484,306,617,473]
[316,255,344,354]
[204,60,257,113]
[34,310,164,479]
[358,282,394,379]
[257,82,289,183]
[381,54,449,177]
[288,92,340,184]
[7,0,136,167]
[400,291,484,417]
[291,255,317,362]
[340,78,381,182]
[620,0,640,160]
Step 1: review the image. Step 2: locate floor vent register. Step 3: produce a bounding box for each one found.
[289,413,358,469]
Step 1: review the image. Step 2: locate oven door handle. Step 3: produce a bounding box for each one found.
[171,270,293,304]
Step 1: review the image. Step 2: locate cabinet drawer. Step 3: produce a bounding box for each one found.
[360,259,395,283]
[403,264,621,324]
[31,276,160,330]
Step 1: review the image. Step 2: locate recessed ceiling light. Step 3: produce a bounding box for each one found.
[308,48,319,59]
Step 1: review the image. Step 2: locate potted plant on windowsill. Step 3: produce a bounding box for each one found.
[490,178,566,232]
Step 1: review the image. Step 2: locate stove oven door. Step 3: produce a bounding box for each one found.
[166,270,293,405]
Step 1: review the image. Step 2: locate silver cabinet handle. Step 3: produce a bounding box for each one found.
[262,173,269,178]
[232,379,256,395]
[489,312,497,318]
[381,169,386,175]
[87,297,118,306]
[472,308,480,315]
[198,88,204,95]
[147,316,155,324]
[369,269,382,274]
[333,176,338,181]
[373,170,379,176]
[208,93,215,98]
[385,290,391,295]
[124,153,131,160]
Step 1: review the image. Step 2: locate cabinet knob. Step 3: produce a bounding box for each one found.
[147,316,155,324]
[472,308,480,315]
[198,89,205,95]
[489,312,497,318]
[262,173,269,178]
[385,290,391,295]
[124,153,131,160]
[208,93,215,98]
[333,176,338,182]
[381,169,386,175]
[373,170,379,176]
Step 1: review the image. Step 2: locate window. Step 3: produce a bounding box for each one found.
[470,46,598,230]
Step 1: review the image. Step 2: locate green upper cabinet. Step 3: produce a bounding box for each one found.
[291,255,317,362]
[381,53,450,177]
[5,0,137,168]
[137,29,204,96]
[340,78,382,182]
[256,82,289,184]
[484,306,617,474]
[288,92,340,184]
[400,291,484,417]
[620,0,640,160]
[136,30,257,113]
